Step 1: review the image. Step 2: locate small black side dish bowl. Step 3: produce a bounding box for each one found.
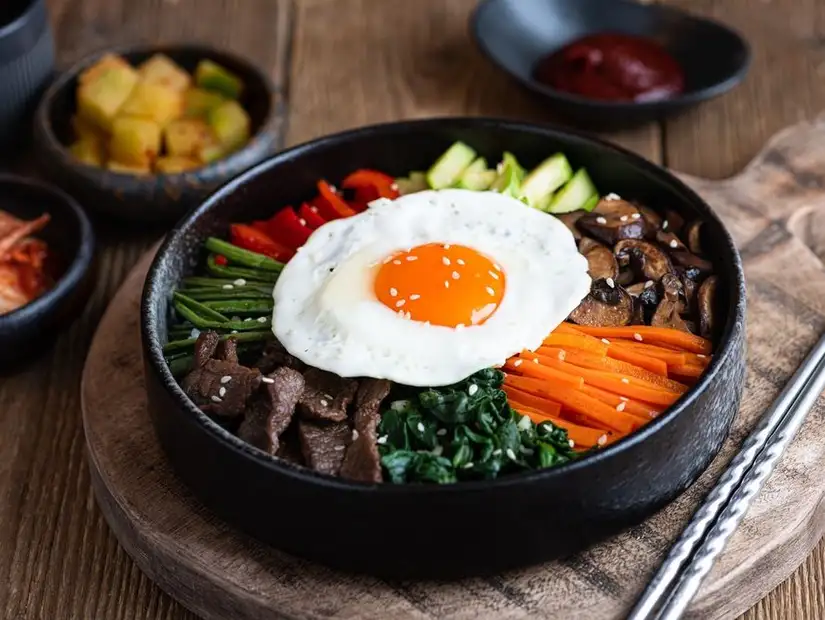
[141,118,746,578]
[33,44,279,224]
[0,175,95,370]
[470,0,751,129]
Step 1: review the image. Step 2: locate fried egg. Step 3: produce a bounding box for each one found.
[272,189,590,386]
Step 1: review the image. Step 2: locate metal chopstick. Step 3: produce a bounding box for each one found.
[628,331,825,620]
[652,351,825,619]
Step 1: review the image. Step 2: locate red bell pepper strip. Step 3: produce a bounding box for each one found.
[251,220,270,235]
[266,207,313,248]
[230,224,294,262]
[316,180,357,219]
[298,203,327,229]
[342,169,400,202]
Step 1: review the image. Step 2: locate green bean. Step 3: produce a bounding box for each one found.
[205,238,285,272]
[163,329,273,355]
[173,292,230,322]
[206,255,279,283]
[201,299,273,314]
[167,355,193,378]
[181,289,272,302]
[172,302,272,332]
[182,276,272,291]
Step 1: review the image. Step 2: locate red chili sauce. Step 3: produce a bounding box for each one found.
[533,33,685,103]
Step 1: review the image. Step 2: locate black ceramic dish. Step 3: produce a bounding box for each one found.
[0,175,95,370]
[470,0,751,129]
[141,118,746,578]
[32,44,279,224]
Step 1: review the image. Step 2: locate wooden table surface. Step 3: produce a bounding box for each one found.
[3,0,824,618]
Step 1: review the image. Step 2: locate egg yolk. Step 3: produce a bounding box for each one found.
[373,243,505,328]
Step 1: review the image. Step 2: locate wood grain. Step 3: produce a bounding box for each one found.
[0,0,823,618]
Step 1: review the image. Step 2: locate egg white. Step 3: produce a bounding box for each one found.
[272,189,590,387]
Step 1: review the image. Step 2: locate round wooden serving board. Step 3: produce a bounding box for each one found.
[82,117,825,620]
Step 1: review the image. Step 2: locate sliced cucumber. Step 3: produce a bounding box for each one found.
[395,171,428,195]
[547,168,599,214]
[490,152,525,199]
[426,142,476,189]
[520,153,573,210]
[458,157,496,190]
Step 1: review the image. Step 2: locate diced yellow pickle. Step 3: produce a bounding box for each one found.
[197,143,227,164]
[71,114,108,144]
[69,139,105,167]
[163,118,213,158]
[195,60,243,99]
[155,156,200,174]
[107,160,152,176]
[119,81,183,126]
[109,117,161,167]
[183,88,225,118]
[78,53,133,86]
[76,65,139,132]
[138,54,192,92]
[208,100,250,152]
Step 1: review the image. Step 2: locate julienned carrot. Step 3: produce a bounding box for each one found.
[504,357,584,390]
[503,375,638,434]
[580,384,660,421]
[503,386,563,418]
[542,333,607,356]
[538,346,688,393]
[553,323,586,335]
[603,344,669,375]
[570,325,712,355]
[608,340,688,367]
[678,351,712,368]
[668,363,705,380]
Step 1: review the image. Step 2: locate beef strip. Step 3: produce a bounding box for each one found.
[340,378,391,483]
[298,420,351,475]
[298,368,358,422]
[181,331,262,419]
[216,337,239,363]
[255,339,305,374]
[276,429,305,466]
[237,367,305,454]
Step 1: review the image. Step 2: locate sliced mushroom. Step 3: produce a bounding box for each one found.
[670,250,713,275]
[614,239,674,282]
[578,199,646,246]
[630,297,646,325]
[578,236,604,254]
[678,269,699,316]
[636,203,663,232]
[569,279,634,327]
[556,211,585,240]
[697,275,718,340]
[684,220,704,255]
[627,280,661,323]
[656,230,688,252]
[659,272,685,304]
[651,297,692,333]
[585,246,619,281]
[662,209,685,236]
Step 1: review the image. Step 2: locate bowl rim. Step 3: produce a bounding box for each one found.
[142,116,746,495]
[0,173,95,325]
[33,42,279,183]
[468,0,753,111]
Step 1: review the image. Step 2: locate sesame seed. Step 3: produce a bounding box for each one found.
[257,317,268,323]
[533,358,539,363]
[620,215,628,222]
[455,323,465,330]
[404,311,411,320]
[601,338,610,345]
[457,259,465,265]
[558,351,566,361]
[633,333,643,341]
[597,435,607,446]
[606,277,615,288]
[669,239,679,248]
[391,183,399,190]
[320,399,328,406]
[393,260,401,265]
[324,393,334,400]
[596,216,608,224]
[493,449,502,456]
[605,193,621,201]
[621,377,630,384]
[444,244,451,249]
[631,213,641,220]
[222,284,234,289]
[444,281,450,288]
[514,359,522,367]
[417,422,425,433]
[310,205,319,213]
[436,428,447,436]
[230,330,238,334]
[697,354,707,359]
[352,429,359,441]
[299,218,307,226]
[645,280,655,289]
[220,376,232,384]
[568,439,575,448]
[452,271,460,279]
[211,395,222,402]
[262,376,274,384]
[377,435,388,444]
[244,317,253,322]
[506,448,517,461]
[486,286,495,296]
[389,287,398,297]
[662,220,669,230]
[409,294,420,300]
[233,278,246,286]
[463,462,474,469]
[218,387,226,397]
[620,396,629,402]
[616,402,626,412]
[468,384,479,396]
[442,256,451,266]
[334,445,345,451]
[395,299,406,308]
[489,271,499,280]
[406,255,417,261]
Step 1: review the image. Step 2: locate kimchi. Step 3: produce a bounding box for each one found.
[0,210,52,315]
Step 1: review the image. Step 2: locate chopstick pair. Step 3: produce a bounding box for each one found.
[628,332,825,620]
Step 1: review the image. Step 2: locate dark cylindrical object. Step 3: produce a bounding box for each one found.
[0,0,55,148]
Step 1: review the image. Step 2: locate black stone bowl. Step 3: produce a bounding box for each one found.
[32,44,279,225]
[0,175,95,371]
[470,0,751,129]
[141,118,746,578]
